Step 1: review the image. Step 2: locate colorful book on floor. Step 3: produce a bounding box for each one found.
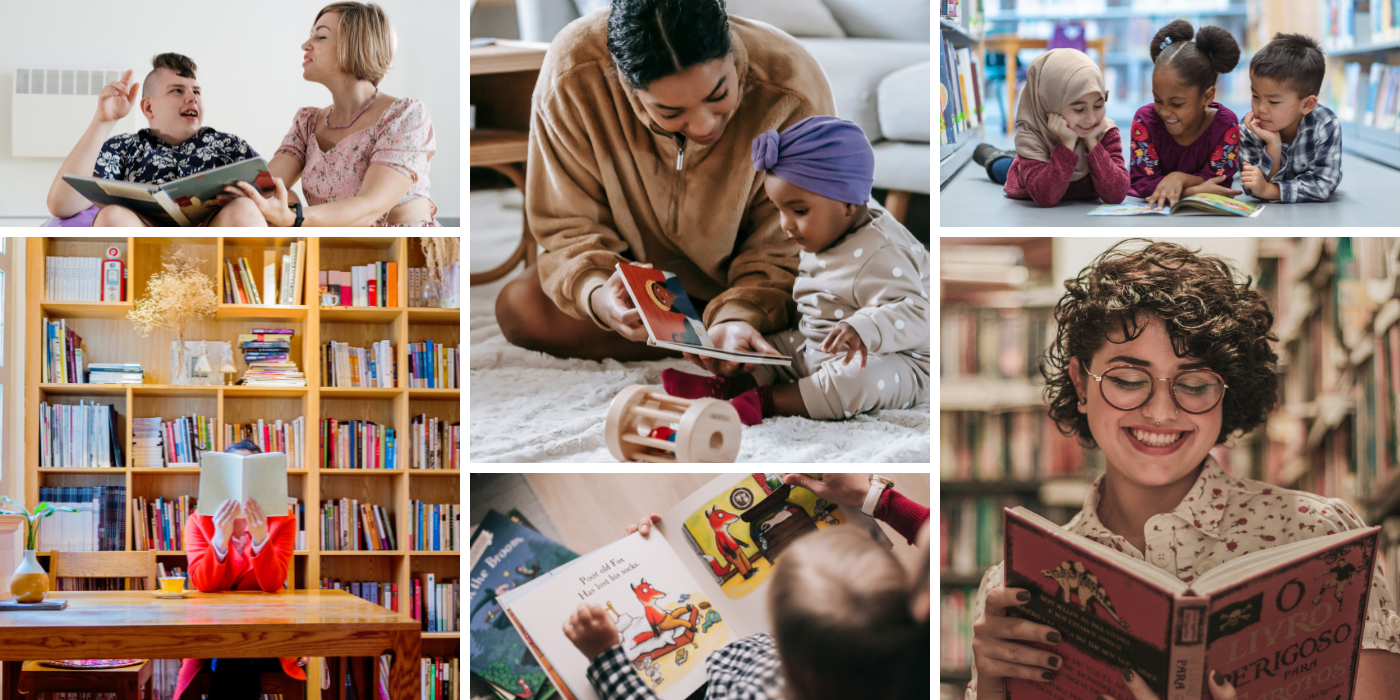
[471,509,580,700]
[498,473,888,700]
[614,263,791,366]
[62,157,271,226]
[1087,193,1266,217]
[1002,506,1379,700]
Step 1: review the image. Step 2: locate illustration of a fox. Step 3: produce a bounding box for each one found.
[629,579,697,646]
[701,507,757,580]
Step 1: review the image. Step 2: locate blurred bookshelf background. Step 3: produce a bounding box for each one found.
[941,0,1400,177]
[939,237,1400,698]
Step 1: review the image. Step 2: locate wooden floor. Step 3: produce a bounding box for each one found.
[525,472,931,572]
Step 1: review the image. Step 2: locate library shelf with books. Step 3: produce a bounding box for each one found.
[1321,0,1400,169]
[941,4,986,186]
[23,236,462,700]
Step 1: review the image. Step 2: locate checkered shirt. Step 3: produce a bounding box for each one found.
[585,633,784,700]
[1237,103,1343,203]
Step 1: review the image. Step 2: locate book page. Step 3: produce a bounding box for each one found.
[198,452,288,517]
[500,532,736,700]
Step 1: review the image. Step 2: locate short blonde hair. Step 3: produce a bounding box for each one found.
[315,2,396,86]
[768,527,928,700]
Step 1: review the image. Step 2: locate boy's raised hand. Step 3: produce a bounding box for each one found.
[563,602,622,662]
[819,321,866,369]
[1046,113,1079,149]
[95,69,139,124]
[1244,111,1281,148]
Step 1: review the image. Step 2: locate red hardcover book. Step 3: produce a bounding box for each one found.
[1004,507,1379,700]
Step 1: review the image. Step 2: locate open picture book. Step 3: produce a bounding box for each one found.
[197,451,289,518]
[1087,193,1265,217]
[498,473,889,700]
[1003,506,1379,700]
[615,263,791,366]
[63,157,272,226]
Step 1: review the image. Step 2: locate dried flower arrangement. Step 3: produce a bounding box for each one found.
[420,236,460,308]
[127,247,219,341]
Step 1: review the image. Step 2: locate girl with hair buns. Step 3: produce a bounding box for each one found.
[974,48,1129,208]
[1129,20,1246,209]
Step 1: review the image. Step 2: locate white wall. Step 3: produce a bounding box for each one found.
[0,0,459,220]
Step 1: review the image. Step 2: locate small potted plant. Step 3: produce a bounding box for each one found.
[0,495,79,603]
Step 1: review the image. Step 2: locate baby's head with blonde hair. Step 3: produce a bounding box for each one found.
[768,527,929,700]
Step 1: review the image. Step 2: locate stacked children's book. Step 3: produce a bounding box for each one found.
[319,262,398,308]
[239,328,306,386]
[223,242,307,306]
[322,339,396,388]
[87,363,143,385]
[131,417,164,468]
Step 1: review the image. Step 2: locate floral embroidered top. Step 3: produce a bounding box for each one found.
[276,97,436,225]
[965,456,1400,700]
[95,127,259,184]
[1127,102,1241,199]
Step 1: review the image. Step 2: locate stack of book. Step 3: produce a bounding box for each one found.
[406,267,435,307]
[87,363,143,385]
[322,578,400,612]
[161,414,214,467]
[37,485,126,551]
[38,400,123,468]
[409,501,458,552]
[222,242,307,306]
[320,418,395,470]
[410,414,459,471]
[408,341,459,389]
[414,572,459,633]
[318,262,398,307]
[46,256,112,302]
[132,417,164,468]
[223,417,305,469]
[320,498,398,551]
[322,340,395,388]
[41,318,84,384]
[239,329,306,386]
[131,495,192,551]
[422,657,459,700]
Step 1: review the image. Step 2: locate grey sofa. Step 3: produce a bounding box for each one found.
[513,0,930,219]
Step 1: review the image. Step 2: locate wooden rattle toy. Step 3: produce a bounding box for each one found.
[605,385,741,463]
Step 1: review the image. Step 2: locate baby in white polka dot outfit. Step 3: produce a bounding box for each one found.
[663,116,930,423]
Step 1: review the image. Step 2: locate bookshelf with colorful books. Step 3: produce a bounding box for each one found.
[24,236,462,700]
[1321,0,1400,169]
[941,4,987,186]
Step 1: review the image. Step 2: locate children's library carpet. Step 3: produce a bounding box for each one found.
[941,128,1400,227]
[469,189,931,463]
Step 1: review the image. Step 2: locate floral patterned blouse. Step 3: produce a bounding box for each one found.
[965,456,1400,700]
[276,97,437,227]
[95,127,258,184]
[1127,102,1241,199]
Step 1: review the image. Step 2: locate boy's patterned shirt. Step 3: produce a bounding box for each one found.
[586,633,783,700]
[94,127,259,184]
[1237,103,1343,203]
[966,455,1400,700]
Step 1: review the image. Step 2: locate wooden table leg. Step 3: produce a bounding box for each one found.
[2,660,21,700]
[1006,42,1019,135]
[387,632,421,700]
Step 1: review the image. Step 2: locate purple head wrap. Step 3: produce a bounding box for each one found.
[750,115,874,205]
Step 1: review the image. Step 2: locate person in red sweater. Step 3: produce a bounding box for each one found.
[973,48,1130,208]
[175,440,306,700]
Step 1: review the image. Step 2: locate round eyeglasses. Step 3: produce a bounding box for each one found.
[1083,366,1229,414]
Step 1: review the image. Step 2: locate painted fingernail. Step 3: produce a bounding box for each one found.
[1046,631,1061,644]
[1212,670,1225,686]
[1047,656,1060,669]
[1041,672,1056,682]
[1016,590,1031,602]
[1122,668,1134,683]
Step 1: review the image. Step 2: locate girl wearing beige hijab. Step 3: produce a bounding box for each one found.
[972,48,1130,207]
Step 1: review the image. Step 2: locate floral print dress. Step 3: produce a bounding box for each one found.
[276,97,438,227]
[1127,102,1241,199]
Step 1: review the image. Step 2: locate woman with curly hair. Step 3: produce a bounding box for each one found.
[966,240,1400,700]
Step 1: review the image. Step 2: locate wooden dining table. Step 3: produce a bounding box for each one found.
[0,589,421,700]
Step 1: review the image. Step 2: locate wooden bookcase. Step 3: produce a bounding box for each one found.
[23,236,461,699]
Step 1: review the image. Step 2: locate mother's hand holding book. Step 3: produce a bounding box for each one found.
[682,322,781,377]
[590,263,653,342]
[972,584,1065,697]
[1108,666,1238,700]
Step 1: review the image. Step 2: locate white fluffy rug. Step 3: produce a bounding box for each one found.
[468,189,931,463]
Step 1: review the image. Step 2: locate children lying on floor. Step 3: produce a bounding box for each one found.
[662,116,929,425]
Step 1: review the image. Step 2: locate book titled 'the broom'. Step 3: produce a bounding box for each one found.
[1003,506,1379,700]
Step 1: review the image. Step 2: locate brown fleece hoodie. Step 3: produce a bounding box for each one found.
[525,11,836,333]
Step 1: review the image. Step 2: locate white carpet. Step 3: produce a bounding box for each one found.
[468,189,932,463]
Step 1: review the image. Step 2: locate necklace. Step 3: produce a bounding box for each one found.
[325,86,379,130]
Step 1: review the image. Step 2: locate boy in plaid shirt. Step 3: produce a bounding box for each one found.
[1238,33,1342,202]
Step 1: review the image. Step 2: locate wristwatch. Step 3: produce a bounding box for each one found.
[861,475,894,517]
[288,202,304,227]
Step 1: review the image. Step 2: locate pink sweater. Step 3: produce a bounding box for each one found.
[1002,127,1129,207]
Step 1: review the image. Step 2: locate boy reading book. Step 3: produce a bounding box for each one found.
[1238,34,1342,203]
[662,116,930,425]
[45,53,266,227]
[178,441,307,700]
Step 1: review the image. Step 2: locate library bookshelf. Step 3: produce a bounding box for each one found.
[23,236,461,699]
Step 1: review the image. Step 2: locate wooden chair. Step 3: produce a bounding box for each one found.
[17,551,157,700]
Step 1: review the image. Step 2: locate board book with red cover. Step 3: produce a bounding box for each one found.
[614,263,791,366]
[1003,506,1379,700]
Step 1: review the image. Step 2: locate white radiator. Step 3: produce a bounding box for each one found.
[12,68,138,158]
